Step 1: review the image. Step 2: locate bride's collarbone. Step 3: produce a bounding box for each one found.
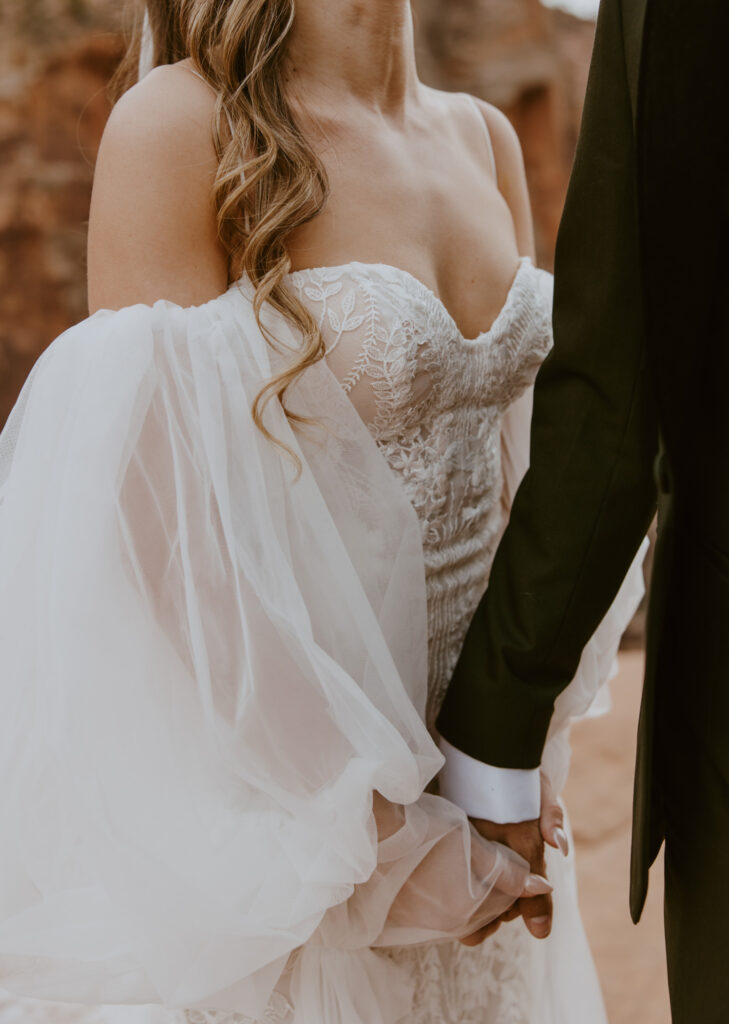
[285,175,521,337]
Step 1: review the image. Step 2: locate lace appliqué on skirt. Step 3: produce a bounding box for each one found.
[382,921,532,1024]
[184,924,531,1024]
[184,991,293,1024]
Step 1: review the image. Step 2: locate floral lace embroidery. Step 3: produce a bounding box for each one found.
[382,921,533,1024]
[291,261,552,1023]
[184,991,293,1024]
[178,262,553,1024]
[289,260,553,728]
[64,262,548,1024]
[0,264,567,1024]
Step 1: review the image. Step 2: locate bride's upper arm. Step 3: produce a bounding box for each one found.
[472,99,536,263]
[87,64,229,314]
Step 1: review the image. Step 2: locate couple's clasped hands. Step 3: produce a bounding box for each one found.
[359,774,566,951]
[460,773,568,947]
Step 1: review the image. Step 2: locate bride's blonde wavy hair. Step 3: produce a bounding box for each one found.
[112,0,329,452]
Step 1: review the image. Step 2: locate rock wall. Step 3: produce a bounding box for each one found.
[0,0,121,424]
[0,0,595,425]
[413,0,595,265]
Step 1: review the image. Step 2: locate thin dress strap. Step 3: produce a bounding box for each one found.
[181,63,237,137]
[182,63,213,90]
[464,94,498,182]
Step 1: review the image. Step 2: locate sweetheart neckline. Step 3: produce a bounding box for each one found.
[286,257,535,345]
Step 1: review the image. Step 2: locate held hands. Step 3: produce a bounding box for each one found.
[460,773,567,946]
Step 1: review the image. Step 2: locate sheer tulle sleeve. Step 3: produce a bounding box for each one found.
[0,283,529,1023]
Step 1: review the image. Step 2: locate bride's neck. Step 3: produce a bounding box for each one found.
[285,0,419,113]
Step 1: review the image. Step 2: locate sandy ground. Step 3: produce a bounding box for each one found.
[0,651,669,1023]
[565,649,671,1023]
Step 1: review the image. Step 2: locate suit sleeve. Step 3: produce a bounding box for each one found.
[436,0,659,770]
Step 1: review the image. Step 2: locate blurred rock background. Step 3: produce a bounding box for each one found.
[0,1,669,1020]
[413,0,594,265]
[0,0,122,424]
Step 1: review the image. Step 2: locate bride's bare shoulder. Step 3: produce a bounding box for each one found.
[105,60,217,147]
[88,61,228,313]
[425,87,534,258]
[453,93,535,259]
[423,86,525,187]
[467,98,524,181]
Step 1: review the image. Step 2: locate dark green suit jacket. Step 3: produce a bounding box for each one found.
[438,0,729,939]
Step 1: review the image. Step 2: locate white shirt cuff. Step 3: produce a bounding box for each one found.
[437,737,541,824]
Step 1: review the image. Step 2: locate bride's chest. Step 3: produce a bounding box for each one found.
[287,260,548,442]
[287,260,552,548]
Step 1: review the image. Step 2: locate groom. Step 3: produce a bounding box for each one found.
[437,0,729,1020]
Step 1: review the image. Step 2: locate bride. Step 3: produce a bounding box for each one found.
[0,1,645,1022]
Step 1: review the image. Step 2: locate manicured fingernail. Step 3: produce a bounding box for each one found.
[529,915,551,937]
[523,874,553,897]
[553,827,569,857]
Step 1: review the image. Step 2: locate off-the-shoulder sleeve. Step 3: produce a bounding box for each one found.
[0,288,529,1022]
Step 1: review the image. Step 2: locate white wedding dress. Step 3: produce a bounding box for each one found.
[0,257,645,1024]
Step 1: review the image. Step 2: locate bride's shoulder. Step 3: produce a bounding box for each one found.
[92,60,218,221]
[88,61,228,312]
[470,98,523,171]
[422,86,524,184]
[428,88,534,257]
[438,90,524,180]
[101,60,217,157]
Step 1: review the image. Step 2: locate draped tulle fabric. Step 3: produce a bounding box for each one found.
[0,283,530,1022]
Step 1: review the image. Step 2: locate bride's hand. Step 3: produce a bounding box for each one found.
[458,868,553,946]
[458,916,505,947]
[356,783,558,950]
[467,773,566,941]
[353,792,542,948]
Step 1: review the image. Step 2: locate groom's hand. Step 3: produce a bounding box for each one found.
[470,774,567,940]
[470,816,551,938]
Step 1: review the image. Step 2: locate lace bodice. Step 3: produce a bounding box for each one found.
[289,258,553,729]
[0,256,607,1024]
[180,260,554,1024]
